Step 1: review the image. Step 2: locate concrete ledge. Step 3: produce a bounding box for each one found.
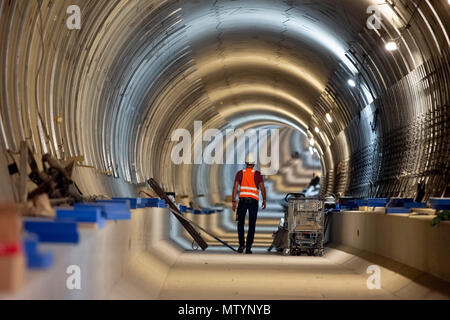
[0,207,172,300]
[326,244,450,299]
[331,211,450,282]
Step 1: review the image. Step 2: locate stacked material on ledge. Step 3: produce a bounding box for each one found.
[429,198,450,210]
[386,207,412,214]
[78,201,131,220]
[57,207,106,229]
[23,234,53,269]
[24,219,79,243]
[144,198,166,208]
[368,198,388,207]
[112,197,142,209]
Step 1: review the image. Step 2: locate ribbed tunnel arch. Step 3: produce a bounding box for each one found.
[2,0,449,204]
[1,0,450,300]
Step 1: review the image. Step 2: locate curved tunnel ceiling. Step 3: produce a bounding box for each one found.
[0,0,449,207]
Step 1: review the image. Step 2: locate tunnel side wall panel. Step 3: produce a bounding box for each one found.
[331,212,450,283]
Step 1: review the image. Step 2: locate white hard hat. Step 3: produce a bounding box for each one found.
[245,154,257,165]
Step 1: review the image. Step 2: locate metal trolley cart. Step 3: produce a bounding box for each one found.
[283,194,324,256]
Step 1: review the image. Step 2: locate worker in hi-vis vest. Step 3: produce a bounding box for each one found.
[232,154,267,254]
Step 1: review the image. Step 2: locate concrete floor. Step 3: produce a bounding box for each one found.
[108,244,450,300]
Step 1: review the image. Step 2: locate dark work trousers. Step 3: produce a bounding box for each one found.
[237,197,259,250]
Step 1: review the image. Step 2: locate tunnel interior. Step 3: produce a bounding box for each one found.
[0,0,449,300]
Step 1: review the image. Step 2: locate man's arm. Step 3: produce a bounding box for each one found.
[259,181,267,210]
[232,180,239,211]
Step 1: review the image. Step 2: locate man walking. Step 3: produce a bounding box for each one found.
[232,154,267,254]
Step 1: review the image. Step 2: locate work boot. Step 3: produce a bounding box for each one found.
[245,249,253,254]
[237,246,245,253]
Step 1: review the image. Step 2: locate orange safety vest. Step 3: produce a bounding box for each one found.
[239,168,260,201]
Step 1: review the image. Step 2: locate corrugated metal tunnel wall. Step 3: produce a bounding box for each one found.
[0,0,449,201]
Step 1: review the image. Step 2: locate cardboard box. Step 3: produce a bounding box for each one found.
[0,203,22,243]
[0,254,25,292]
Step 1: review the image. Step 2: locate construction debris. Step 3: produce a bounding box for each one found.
[20,194,55,218]
[148,178,208,251]
[5,142,101,217]
[147,178,236,252]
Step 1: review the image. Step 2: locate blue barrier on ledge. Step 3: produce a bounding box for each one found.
[56,207,105,228]
[387,198,414,208]
[24,219,80,244]
[386,207,412,214]
[429,198,450,210]
[355,199,368,207]
[367,198,388,207]
[23,235,54,269]
[112,198,141,209]
[75,202,131,221]
[404,202,427,209]
[144,198,166,208]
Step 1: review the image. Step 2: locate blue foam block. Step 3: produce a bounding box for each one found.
[96,200,131,210]
[57,208,106,228]
[24,219,78,234]
[179,205,187,213]
[145,198,166,208]
[341,202,358,210]
[201,208,215,215]
[386,207,411,214]
[56,207,102,223]
[368,198,389,207]
[429,198,450,205]
[24,220,79,244]
[24,237,54,269]
[355,199,368,207]
[27,252,53,269]
[429,198,450,210]
[112,198,142,209]
[103,211,131,220]
[75,202,131,220]
[23,236,38,253]
[404,202,427,209]
[388,198,414,207]
[36,232,79,243]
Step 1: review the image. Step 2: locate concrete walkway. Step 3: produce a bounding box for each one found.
[108,244,450,300]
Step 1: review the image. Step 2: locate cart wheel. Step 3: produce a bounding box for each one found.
[283,248,290,256]
[307,249,314,256]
